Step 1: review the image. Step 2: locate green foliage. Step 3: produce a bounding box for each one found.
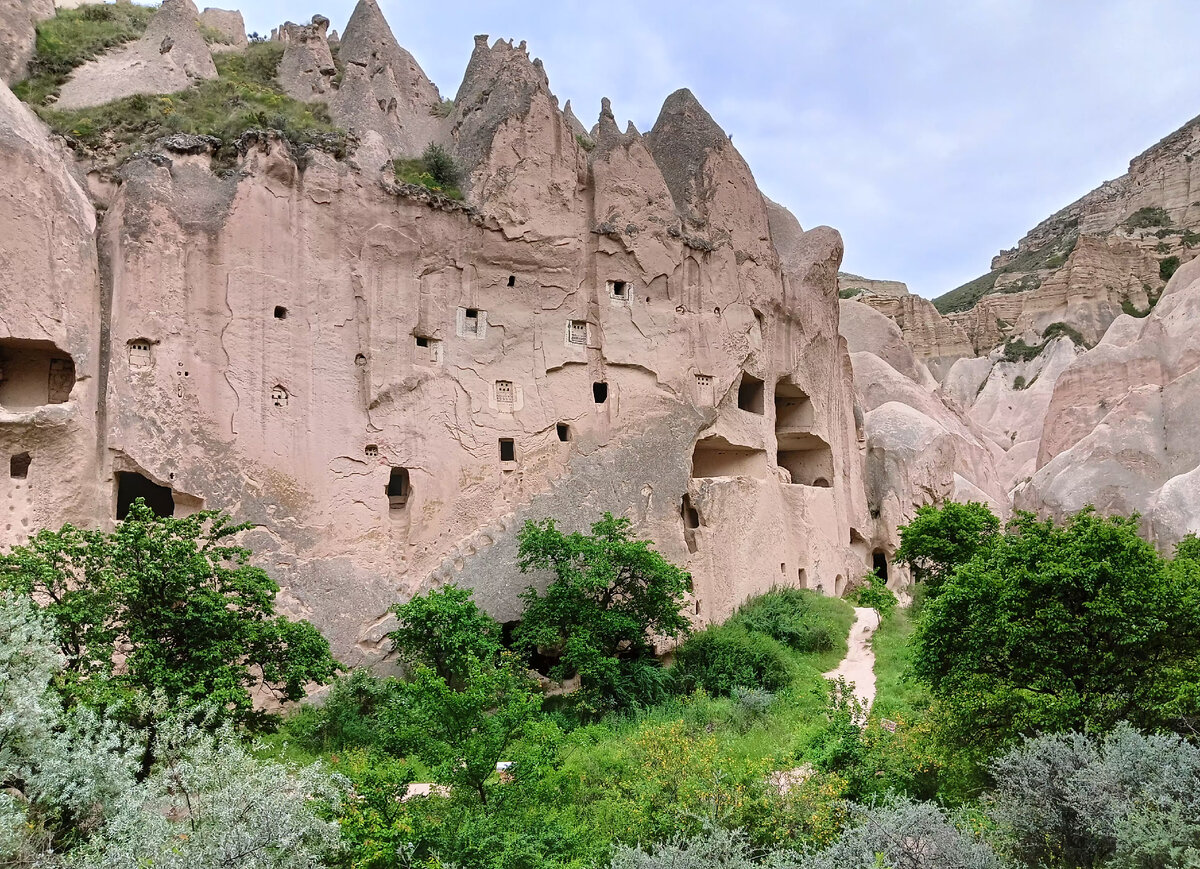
[285,668,404,755]
[401,654,544,803]
[12,3,156,106]
[393,142,464,199]
[1042,321,1087,346]
[0,500,337,733]
[1183,228,1200,247]
[514,513,691,716]
[987,724,1200,869]
[1161,254,1182,281]
[670,624,796,696]
[894,501,1001,598]
[727,588,837,654]
[576,132,596,152]
[1012,374,1027,390]
[850,570,896,617]
[388,584,501,688]
[430,98,455,118]
[30,42,350,170]
[910,508,1200,753]
[1001,337,1043,362]
[838,288,864,299]
[1125,205,1172,229]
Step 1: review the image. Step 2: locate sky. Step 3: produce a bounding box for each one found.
[235,0,1200,299]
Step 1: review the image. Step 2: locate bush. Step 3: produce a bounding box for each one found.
[1041,321,1087,346]
[388,584,500,688]
[393,143,464,199]
[285,669,404,754]
[1161,255,1182,282]
[850,570,896,617]
[1012,375,1027,390]
[1001,338,1043,363]
[987,724,1200,869]
[729,589,836,653]
[790,797,1003,869]
[670,624,795,696]
[1125,206,1172,229]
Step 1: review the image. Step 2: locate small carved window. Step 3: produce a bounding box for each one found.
[386,467,410,509]
[365,444,378,458]
[507,275,516,287]
[271,385,289,407]
[568,320,588,345]
[695,373,714,406]
[593,382,609,404]
[464,308,480,335]
[10,452,31,479]
[556,423,570,442]
[499,438,516,463]
[274,306,288,319]
[607,280,629,301]
[128,341,152,369]
[495,380,514,411]
[415,335,442,363]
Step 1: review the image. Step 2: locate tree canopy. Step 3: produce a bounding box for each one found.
[894,500,1000,597]
[0,500,337,731]
[909,506,1200,750]
[513,513,692,715]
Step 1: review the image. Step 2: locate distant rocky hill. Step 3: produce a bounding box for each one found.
[931,113,1200,353]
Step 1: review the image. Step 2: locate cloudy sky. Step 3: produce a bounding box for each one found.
[238,0,1200,299]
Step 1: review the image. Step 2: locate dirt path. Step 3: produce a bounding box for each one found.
[823,606,881,714]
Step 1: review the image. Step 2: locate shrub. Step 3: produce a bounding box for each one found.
[850,570,896,617]
[1041,321,1087,346]
[1125,205,1172,229]
[838,288,864,299]
[388,584,500,688]
[610,827,760,869]
[987,724,1200,869]
[1012,375,1026,390]
[393,143,464,199]
[670,624,795,696]
[790,797,1004,869]
[1001,338,1043,363]
[729,588,836,653]
[1161,255,1182,282]
[285,669,404,754]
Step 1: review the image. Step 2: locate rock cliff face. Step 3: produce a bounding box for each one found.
[0,5,876,662]
[932,111,1200,353]
[0,0,55,85]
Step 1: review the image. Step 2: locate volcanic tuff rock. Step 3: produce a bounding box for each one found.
[1017,256,1200,547]
[838,272,910,297]
[0,0,54,85]
[0,5,887,662]
[56,0,218,110]
[330,0,444,162]
[277,15,337,102]
[198,7,247,50]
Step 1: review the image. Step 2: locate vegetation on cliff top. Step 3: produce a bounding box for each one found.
[14,8,350,170]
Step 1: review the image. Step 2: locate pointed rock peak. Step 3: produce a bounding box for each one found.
[339,0,440,102]
[563,100,587,139]
[626,121,640,137]
[595,96,621,141]
[647,87,741,216]
[450,31,558,180]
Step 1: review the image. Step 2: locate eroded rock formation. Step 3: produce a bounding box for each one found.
[0,8,876,662]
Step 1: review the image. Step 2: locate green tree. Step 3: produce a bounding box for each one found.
[895,501,1001,597]
[388,584,501,689]
[392,653,543,804]
[0,501,337,736]
[910,508,1200,752]
[513,513,691,715]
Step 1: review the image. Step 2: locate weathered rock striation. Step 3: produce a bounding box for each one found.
[1,6,878,662]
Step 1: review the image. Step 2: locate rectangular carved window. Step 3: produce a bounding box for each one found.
[568,320,587,345]
[495,380,514,410]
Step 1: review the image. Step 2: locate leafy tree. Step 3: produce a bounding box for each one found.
[894,500,1000,597]
[392,652,543,804]
[910,508,1200,751]
[0,501,337,736]
[388,584,501,689]
[513,513,691,715]
[421,142,460,188]
[850,569,896,617]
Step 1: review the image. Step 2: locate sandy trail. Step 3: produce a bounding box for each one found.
[823,606,881,713]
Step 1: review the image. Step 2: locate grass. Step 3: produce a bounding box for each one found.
[1125,205,1172,230]
[31,42,350,170]
[392,153,463,200]
[869,607,926,723]
[13,2,157,106]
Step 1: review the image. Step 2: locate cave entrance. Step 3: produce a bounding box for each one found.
[873,550,889,582]
[115,472,175,519]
